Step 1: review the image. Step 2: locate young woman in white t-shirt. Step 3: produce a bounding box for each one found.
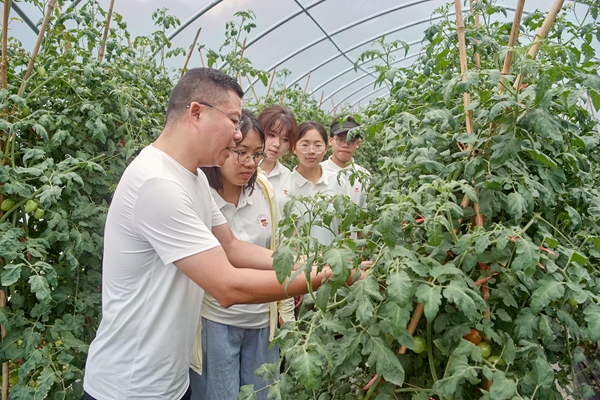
[276,120,353,246]
[257,105,298,193]
[189,110,294,400]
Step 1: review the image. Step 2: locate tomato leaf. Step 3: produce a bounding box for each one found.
[431,355,479,396]
[443,280,486,321]
[272,244,296,284]
[490,370,517,399]
[416,284,442,321]
[364,336,405,386]
[511,239,540,276]
[532,358,554,389]
[386,270,413,306]
[288,348,322,390]
[529,278,565,314]
[584,305,600,343]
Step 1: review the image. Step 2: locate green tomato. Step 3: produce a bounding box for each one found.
[1,198,15,211]
[567,297,578,307]
[413,336,427,354]
[33,208,45,219]
[38,66,46,77]
[24,200,38,213]
[486,355,505,367]
[21,106,30,117]
[478,342,492,358]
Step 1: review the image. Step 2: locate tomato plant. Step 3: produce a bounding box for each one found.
[0,0,178,397]
[255,1,600,399]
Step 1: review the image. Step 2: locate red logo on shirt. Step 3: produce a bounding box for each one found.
[281,188,290,196]
[257,214,269,228]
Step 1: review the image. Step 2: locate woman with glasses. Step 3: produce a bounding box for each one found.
[189,110,294,400]
[257,105,298,193]
[277,120,353,246]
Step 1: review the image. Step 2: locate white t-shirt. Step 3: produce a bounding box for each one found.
[84,145,227,400]
[321,157,370,208]
[262,161,291,195]
[201,187,271,328]
[277,167,353,245]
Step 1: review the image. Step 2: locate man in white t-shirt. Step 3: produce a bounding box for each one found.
[321,116,370,208]
[83,68,343,400]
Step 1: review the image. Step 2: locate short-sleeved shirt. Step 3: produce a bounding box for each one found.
[262,161,291,195]
[321,157,370,208]
[84,145,227,400]
[276,167,353,245]
[201,187,271,328]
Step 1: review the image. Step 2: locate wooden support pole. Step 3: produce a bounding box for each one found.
[398,303,424,354]
[454,0,474,135]
[502,0,526,77]
[512,0,564,90]
[264,68,276,104]
[98,0,116,62]
[181,27,202,79]
[18,0,57,96]
[246,74,259,103]
[318,91,324,109]
[299,71,311,106]
[1,0,11,90]
[470,0,481,69]
[199,47,205,67]
[0,290,6,400]
[238,38,246,105]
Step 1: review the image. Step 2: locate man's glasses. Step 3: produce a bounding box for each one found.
[229,149,266,165]
[187,102,244,131]
[297,142,326,154]
[333,134,359,146]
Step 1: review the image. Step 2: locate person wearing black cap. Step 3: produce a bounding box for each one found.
[321,116,370,208]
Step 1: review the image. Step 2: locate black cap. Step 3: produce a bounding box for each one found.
[330,116,359,137]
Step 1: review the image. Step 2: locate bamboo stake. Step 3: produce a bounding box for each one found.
[0,4,10,394]
[470,0,481,69]
[398,303,424,354]
[180,27,202,79]
[1,0,11,90]
[318,91,324,109]
[264,68,276,104]
[98,0,116,62]
[455,0,474,135]
[246,74,259,103]
[512,0,564,90]
[279,86,286,105]
[0,290,6,400]
[501,0,526,78]
[299,71,311,106]
[199,47,205,67]
[17,0,56,97]
[331,97,336,116]
[303,70,311,94]
[238,38,246,105]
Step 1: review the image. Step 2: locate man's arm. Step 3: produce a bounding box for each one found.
[211,223,275,270]
[174,244,330,308]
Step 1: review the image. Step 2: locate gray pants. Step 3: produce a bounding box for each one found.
[189,318,279,400]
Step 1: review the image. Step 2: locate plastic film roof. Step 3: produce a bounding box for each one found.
[8,0,594,112]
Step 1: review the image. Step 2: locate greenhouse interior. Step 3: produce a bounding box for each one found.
[1,0,600,399]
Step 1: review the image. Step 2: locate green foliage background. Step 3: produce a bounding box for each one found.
[259,1,600,399]
[0,1,175,397]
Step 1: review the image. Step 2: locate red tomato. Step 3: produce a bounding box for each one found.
[463,328,482,345]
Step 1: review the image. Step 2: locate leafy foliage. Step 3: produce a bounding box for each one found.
[256,1,600,399]
[0,1,176,397]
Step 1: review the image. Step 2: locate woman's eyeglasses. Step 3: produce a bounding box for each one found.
[229,149,266,165]
[297,142,326,154]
